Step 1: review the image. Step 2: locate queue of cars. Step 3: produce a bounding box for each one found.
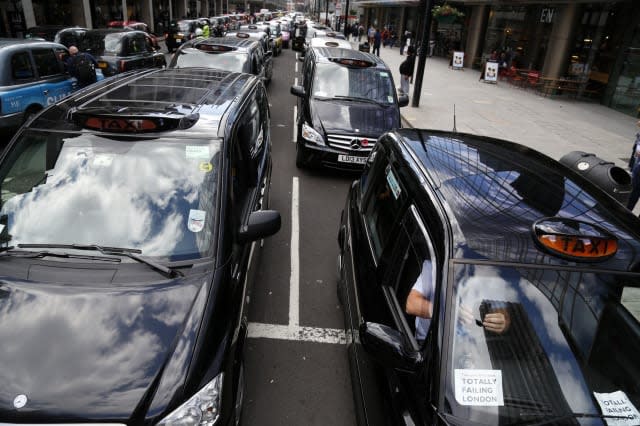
[3,11,640,426]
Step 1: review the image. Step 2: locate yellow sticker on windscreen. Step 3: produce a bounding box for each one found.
[380,72,389,77]
[199,162,213,172]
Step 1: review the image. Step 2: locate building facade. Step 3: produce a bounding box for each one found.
[354,0,640,117]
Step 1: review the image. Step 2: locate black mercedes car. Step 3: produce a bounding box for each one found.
[337,128,640,426]
[80,28,166,77]
[165,19,199,52]
[291,47,408,170]
[0,67,280,425]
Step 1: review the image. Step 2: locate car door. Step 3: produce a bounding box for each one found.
[32,47,75,104]
[4,50,42,118]
[341,141,409,425]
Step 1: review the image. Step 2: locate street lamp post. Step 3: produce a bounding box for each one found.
[325,0,329,27]
[411,0,434,107]
[343,0,349,38]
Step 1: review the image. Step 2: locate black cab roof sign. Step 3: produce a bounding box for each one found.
[532,217,618,261]
[75,113,199,133]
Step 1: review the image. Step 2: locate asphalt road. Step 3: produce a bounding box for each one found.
[241,47,357,425]
[172,46,358,424]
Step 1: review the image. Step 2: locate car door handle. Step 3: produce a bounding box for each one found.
[43,89,49,95]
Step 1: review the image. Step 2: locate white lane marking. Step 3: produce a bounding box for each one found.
[290,177,300,327]
[295,61,298,73]
[248,322,347,345]
[294,76,298,86]
[292,105,297,143]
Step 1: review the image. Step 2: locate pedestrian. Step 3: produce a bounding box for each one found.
[66,45,97,88]
[627,120,640,212]
[368,25,375,45]
[202,21,210,38]
[358,24,364,42]
[399,45,415,95]
[381,27,389,47]
[372,28,381,56]
[400,30,410,55]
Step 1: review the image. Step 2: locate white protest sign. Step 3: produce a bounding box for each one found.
[594,391,640,426]
[452,51,464,69]
[455,369,504,406]
[485,61,499,82]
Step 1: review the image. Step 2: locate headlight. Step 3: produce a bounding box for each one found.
[157,373,223,426]
[301,123,325,145]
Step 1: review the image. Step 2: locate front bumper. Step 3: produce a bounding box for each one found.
[300,141,370,171]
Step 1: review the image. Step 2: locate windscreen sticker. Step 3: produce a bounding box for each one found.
[385,165,401,200]
[594,391,640,425]
[93,154,113,167]
[380,72,389,78]
[454,369,504,406]
[187,209,206,233]
[186,145,210,159]
[199,162,213,172]
[387,96,394,103]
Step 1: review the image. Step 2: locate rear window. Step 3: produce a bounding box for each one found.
[172,48,250,73]
[0,130,221,261]
[81,33,123,55]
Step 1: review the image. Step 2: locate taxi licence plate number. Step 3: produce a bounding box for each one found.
[176,38,182,42]
[338,155,367,164]
[98,62,107,69]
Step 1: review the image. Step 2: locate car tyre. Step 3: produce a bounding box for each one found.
[295,141,307,169]
[233,362,245,426]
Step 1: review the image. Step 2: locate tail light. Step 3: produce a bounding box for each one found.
[119,60,126,72]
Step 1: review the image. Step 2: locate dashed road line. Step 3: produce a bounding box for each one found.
[248,322,347,345]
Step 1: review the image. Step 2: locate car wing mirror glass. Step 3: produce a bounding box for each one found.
[397,92,409,107]
[238,210,281,243]
[290,84,305,97]
[359,321,423,372]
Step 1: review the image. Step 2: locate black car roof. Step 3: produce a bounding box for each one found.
[84,28,134,37]
[390,128,640,270]
[0,38,65,50]
[310,47,386,67]
[187,37,260,50]
[30,67,258,139]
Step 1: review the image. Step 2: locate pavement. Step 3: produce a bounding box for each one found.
[345,39,640,214]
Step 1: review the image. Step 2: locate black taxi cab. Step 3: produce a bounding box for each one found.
[291,47,408,170]
[337,128,640,426]
[0,67,280,424]
[169,36,273,85]
[81,28,166,77]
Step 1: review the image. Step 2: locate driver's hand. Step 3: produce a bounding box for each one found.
[482,312,508,334]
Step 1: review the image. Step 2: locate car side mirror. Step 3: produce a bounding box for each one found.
[238,210,281,243]
[397,93,409,107]
[290,85,305,97]
[264,51,273,58]
[359,322,423,372]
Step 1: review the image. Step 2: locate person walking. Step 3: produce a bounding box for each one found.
[399,45,415,95]
[358,24,364,42]
[372,28,381,56]
[66,45,98,88]
[367,25,375,45]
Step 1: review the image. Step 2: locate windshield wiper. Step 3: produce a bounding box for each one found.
[333,95,386,106]
[0,249,121,262]
[506,411,634,426]
[17,243,181,279]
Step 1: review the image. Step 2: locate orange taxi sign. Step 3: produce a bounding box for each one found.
[533,218,618,261]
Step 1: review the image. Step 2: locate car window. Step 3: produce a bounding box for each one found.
[0,130,222,261]
[11,52,35,80]
[128,35,147,54]
[33,48,62,77]
[173,49,250,73]
[362,157,406,260]
[444,263,640,425]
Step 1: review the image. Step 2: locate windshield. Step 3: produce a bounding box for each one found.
[173,48,250,73]
[0,130,221,261]
[312,62,395,105]
[442,262,640,425]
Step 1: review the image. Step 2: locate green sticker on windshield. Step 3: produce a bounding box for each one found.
[380,72,389,78]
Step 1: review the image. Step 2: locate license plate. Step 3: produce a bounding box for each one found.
[176,38,182,42]
[338,154,367,164]
[98,62,107,69]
